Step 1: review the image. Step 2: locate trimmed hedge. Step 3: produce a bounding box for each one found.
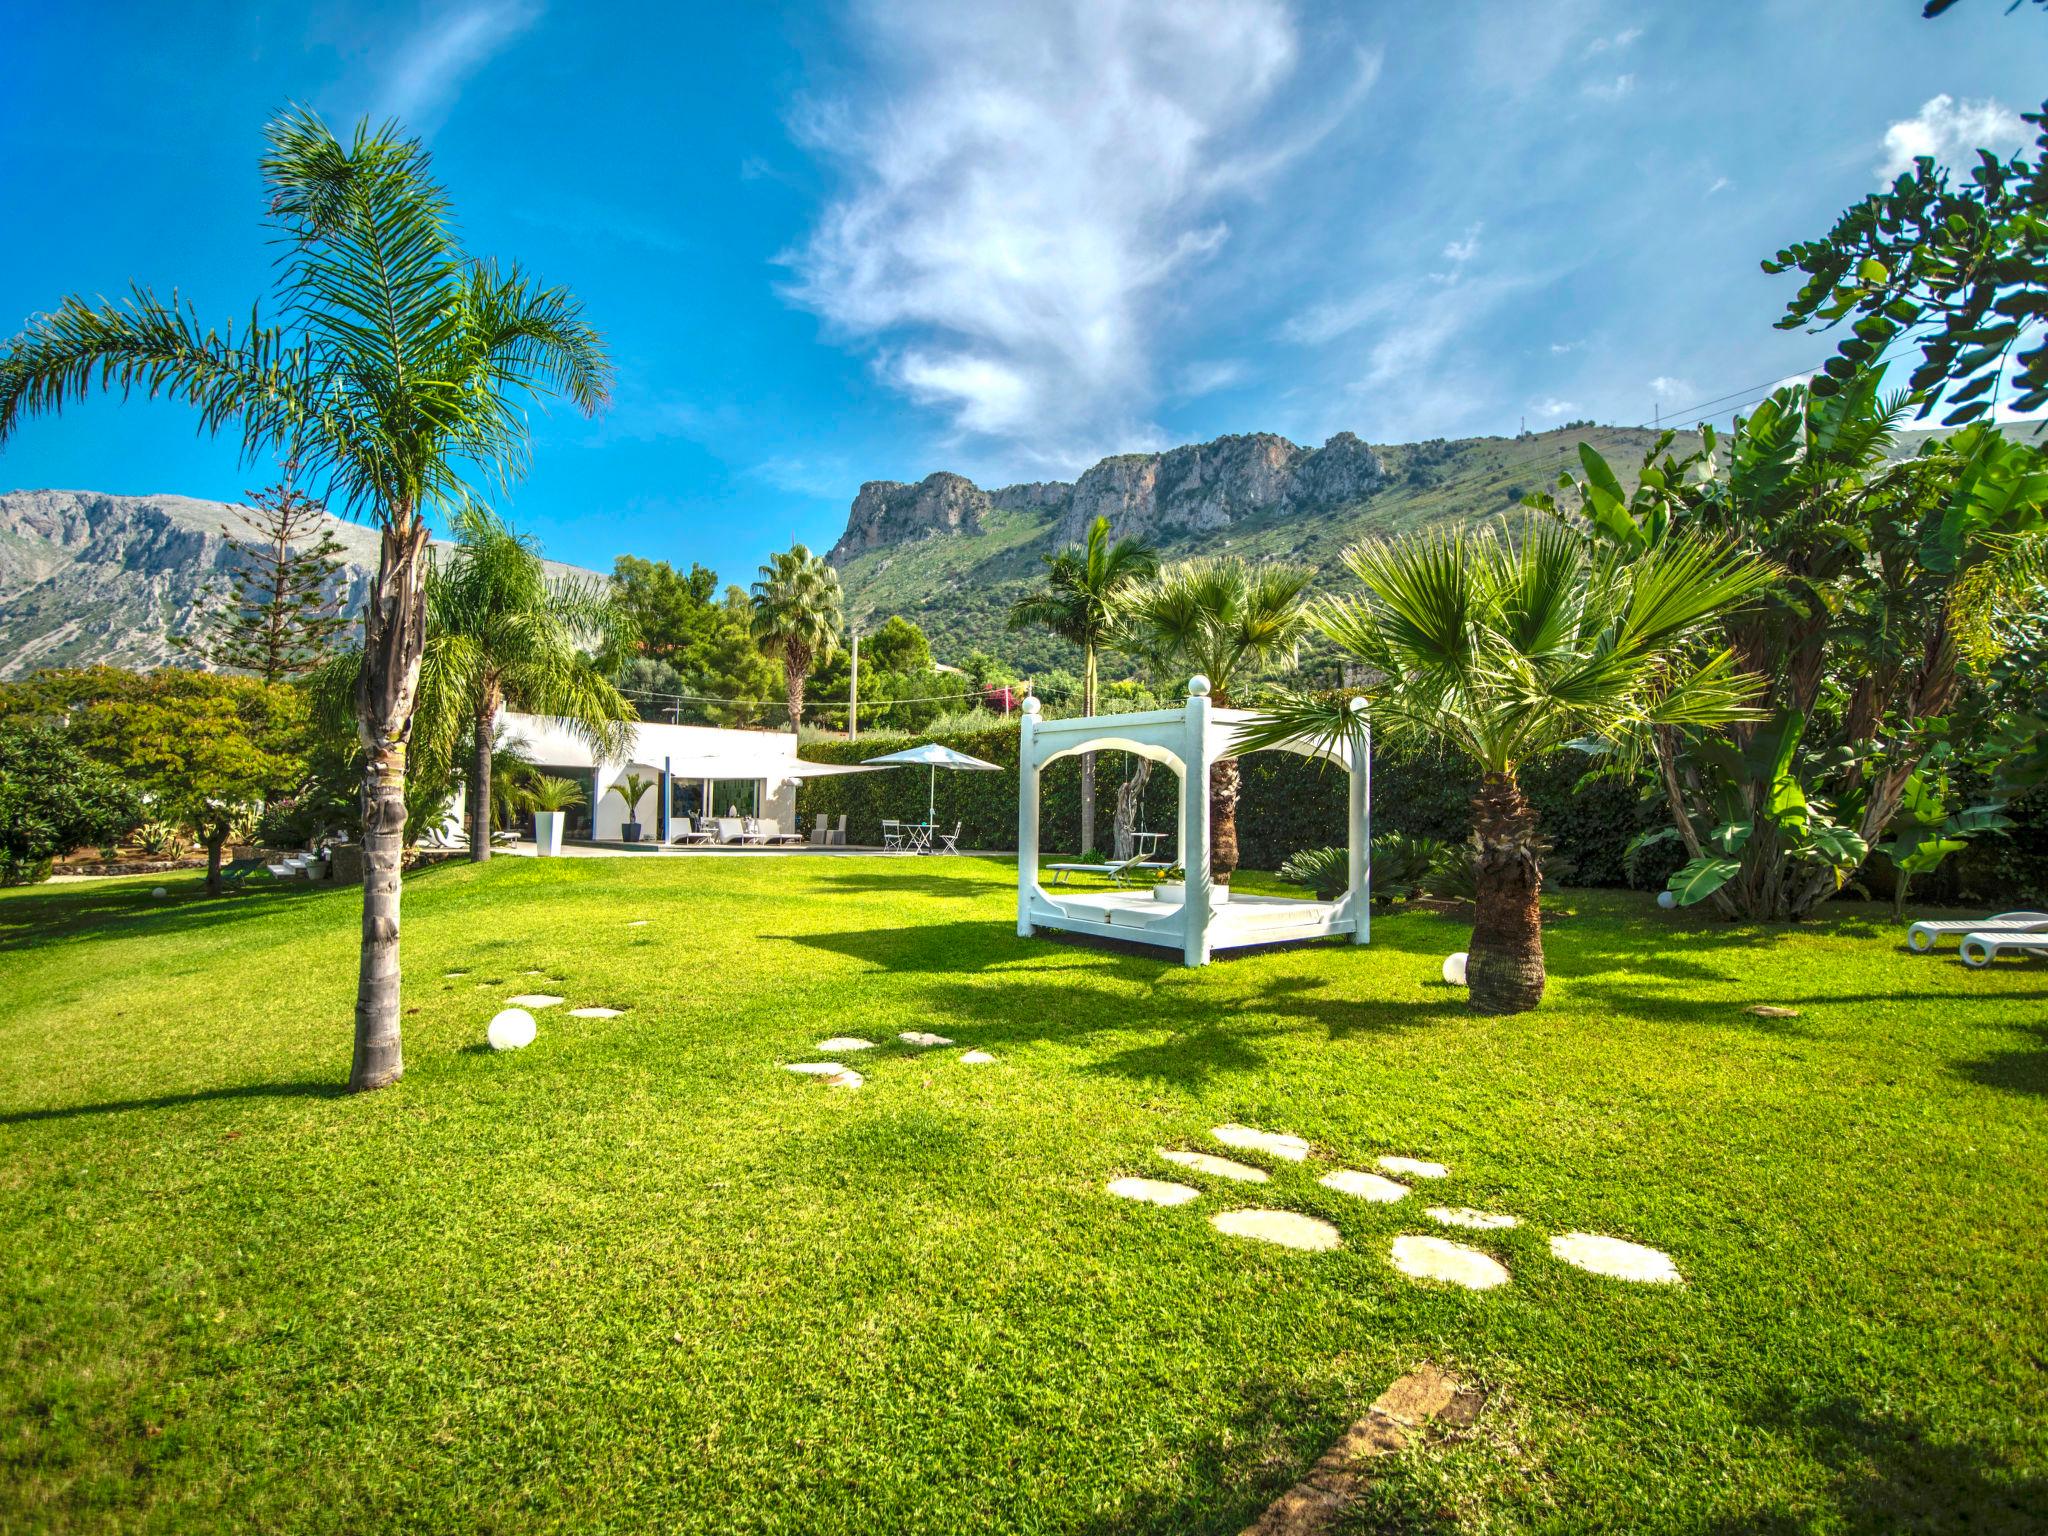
[794,721,1677,886]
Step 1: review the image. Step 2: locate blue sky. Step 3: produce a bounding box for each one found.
[1,2,2041,581]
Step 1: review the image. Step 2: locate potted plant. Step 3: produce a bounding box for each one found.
[610,772,655,843]
[1150,866,1229,907]
[527,775,585,857]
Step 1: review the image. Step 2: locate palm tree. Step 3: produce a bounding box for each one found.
[1008,515,1158,854]
[750,545,844,734]
[0,111,608,1091]
[1118,556,1314,880]
[1240,520,1774,1014]
[424,506,634,863]
[610,772,657,834]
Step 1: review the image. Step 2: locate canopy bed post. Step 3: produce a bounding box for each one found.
[1018,695,1042,937]
[1181,675,1214,968]
[1346,700,1371,945]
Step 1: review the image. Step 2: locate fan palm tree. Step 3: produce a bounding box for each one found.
[750,545,844,734]
[1240,520,1774,1014]
[610,772,657,833]
[1118,556,1314,879]
[1008,515,1159,854]
[424,506,634,862]
[0,110,608,1091]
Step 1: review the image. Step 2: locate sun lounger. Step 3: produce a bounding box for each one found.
[1906,911,2048,952]
[1959,929,2048,968]
[1044,854,1171,887]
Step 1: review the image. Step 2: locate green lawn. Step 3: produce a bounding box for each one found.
[1,858,2043,1533]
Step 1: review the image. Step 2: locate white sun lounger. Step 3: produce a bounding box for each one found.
[1044,854,1171,887]
[1959,930,2048,968]
[1906,911,2048,952]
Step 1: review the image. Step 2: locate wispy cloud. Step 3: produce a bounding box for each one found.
[377,1,542,126]
[781,0,1375,473]
[1531,396,1577,417]
[1550,340,1584,355]
[1878,93,2028,180]
[1586,26,1641,54]
[1705,175,1732,196]
[1648,375,1694,400]
[1582,73,1635,102]
[1175,359,1248,398]
[1441,223,1484,266]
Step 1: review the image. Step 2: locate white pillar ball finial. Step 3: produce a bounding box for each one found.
[1187,674,1211,697]
[1021,695,1042,716]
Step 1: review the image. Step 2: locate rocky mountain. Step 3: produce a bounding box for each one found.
[0,489,596,679]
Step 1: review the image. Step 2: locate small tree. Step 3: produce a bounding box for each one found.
[611,772,656,832]
[0,720,143,884]
[179,471,349,681]
[750,545,844,734]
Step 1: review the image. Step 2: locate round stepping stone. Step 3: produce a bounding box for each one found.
[568,1006,625,1019]
[825,1069,863,1089]
[444,969,469,978]
[1107,1177,1200,1207]
[1377,1155,1448,1179]
[899,1031,954,1047]
[1320,1169,1409,1203]
[1156,1148,1269,1183]
[1389,1235,1509,1290]
[815,1037,875,1052]
[1213,1124,1311,1162]
[1426,1207,1519,1231]
[1210,1209,1342,1251]
[506,994,564,1009]
[1550,1233,1682,1284]
[959,1050,997,1064]
[784,1062,846,1076]
[627,920,649,928]
[520,969,546,976]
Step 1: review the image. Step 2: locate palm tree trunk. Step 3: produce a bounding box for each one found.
[1210,756,1241,881]
[1467,770,1545,1014]
[351,521,431,1093]
[468,694,496,863]
[1080,642,1098,855]
[783,641,810,736]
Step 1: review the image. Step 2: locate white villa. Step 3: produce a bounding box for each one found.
[487,712,810,843]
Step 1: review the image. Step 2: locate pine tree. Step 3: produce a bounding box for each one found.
[185,473,350,682]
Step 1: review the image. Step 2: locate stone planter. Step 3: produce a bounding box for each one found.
[534,811,566,857]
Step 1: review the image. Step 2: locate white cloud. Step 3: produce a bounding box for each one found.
[377,1,542,125]
[1550,340,1584,355]
[1648,375,1694,400]
[1878,94,2030,181]
[1705,175,1732,196]
[1586,26,1641,54]
[1442,223,1483,265]
[1531,396,1577,417]
[1583,73,1635,102]
[1175,359,1248,397]
[782,0,1375,472]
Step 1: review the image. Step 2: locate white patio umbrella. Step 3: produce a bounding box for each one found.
[861,741,1002,824]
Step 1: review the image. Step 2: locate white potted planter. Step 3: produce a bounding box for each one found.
[533,810,566,857]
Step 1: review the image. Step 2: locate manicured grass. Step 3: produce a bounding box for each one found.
[1,858,2044,1533]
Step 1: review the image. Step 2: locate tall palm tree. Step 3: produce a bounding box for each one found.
[1008,515,1158,854]
[1119,556,1314,880]
[424,506,635,862]
[750,545,844,734]
[1241,520,1774,1014]
[0,111,608,1091]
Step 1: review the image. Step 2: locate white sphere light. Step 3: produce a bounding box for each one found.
[1442,951,1468,986]
[488,1007,538,1051]
[1657,890,1677,910]
[151,886,168,899]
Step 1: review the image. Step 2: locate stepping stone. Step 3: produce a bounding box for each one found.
[784,1062,845,1076]
[627,920,649,928]
[506,994,564,1009]
[1550,1233,1682,1284]
[959,1050,997,1064]
[444,969,469,978]
[1320,1169,1409,1203]
[1377,1155,1448,1179]
[1426,1207,1519,1231]
[825,1069,863,1089]
[568,1007,625,1019]
[1389,1235,1509,1290]
[899,1031,954,1047]
[1156,1148,1269,1183]
[1212,1124,1311,1162]
[1745,1004,1799,1019]
[1107,1177,1200,1207]
[815,1037,875,1052]
[520,969,546,976]
[1210,1208,1342,1251]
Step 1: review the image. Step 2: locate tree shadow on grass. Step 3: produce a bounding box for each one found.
[0,1079,347,1127]
[1954,1021,2048,1098]
[0,877,342,955]
[803,869,1006,900]
[1704,1388,2048,1535]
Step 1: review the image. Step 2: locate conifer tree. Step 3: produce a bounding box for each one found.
[184,471,350,682]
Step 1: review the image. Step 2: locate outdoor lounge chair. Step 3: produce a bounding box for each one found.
[714,817,747,844]
[1959,930,2048,968]
[672,818,714,845]
[1905,910,2048,952]
[1043,851,1171,887]
[755,817,806,846]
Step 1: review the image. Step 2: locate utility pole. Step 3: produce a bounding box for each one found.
[848,629,860,740]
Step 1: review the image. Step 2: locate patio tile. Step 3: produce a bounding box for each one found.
[1550,1233,1682,1283]
[1320,1168,1409,1203]
[1107,1177,1200,1207]
[1213,1124,1312,1161]
[1210,1209,1343,1251]
[1389,1235,1509,1290]
[1156,1148,1270,1183]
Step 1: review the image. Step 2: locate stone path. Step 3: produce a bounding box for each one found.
[1426,1207,1518,1231]
[1157,1148,1269,1183]
[816,1037,875,1052]
[1107,1177,1201,1207]
[1551,1232,1683,1283]
[899,1031,954,1047]
[1319,1169,1409,1203]
[568,1006,625,1019]
[783,1062,862,1088]
[1376,1155,1448,1180]
[1213,1124,1311,1161]
[960,1050,997,1064]
[506,994,564,1009]
[627,920,649,928]
[1210,1209,1343,1251]
[1389,1235,1511,1291]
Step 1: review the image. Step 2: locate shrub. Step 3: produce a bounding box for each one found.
[0,720,143,884]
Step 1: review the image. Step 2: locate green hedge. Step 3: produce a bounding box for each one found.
[794,721,1675,885]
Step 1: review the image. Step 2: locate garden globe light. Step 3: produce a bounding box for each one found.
[488,1008,538,1051]
[1443,951,1468,986]
[1657,890,1677,910]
